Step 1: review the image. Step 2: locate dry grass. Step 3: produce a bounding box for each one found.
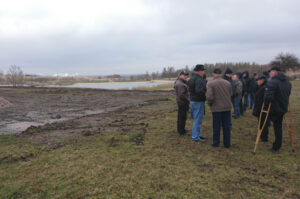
[0,81,299,198]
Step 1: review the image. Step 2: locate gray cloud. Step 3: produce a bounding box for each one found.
[1,0,300,75]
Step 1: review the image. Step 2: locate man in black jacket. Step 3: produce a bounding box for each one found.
[252,75,269,142]
[242,71,251,111]
[238,72,246,115]
[188,64,206,142]
[223,68,234,103]
[264,66,292,153]
[249,73,258,109]
[175,71,190,136]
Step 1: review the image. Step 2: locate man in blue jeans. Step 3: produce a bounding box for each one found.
[188,64,207,142]
[206,68,232,148]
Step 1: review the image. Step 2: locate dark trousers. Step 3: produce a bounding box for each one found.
[240,97,244,115]
[233,96,241,118]
[270,113,284,150]
[177,104,188,135]
[259,113,270,141]
[243,93,250,111]
[250,92,255,109]
[212,111,231,147]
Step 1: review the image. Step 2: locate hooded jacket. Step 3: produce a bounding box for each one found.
[242,70,251,93]
[223,74,234,97]
[188,72,206,102]
[264,73,291,114]
[249,77,257,93]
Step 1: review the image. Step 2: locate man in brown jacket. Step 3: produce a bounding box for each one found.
[175,71,190,136]
[206,68,232,147]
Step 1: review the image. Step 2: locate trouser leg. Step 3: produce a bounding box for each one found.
[272,114,284,150]
[240,97,244,115]
[222,111,231,147]
[212,112,221,146]
[259,113,269,141]
[177,104,187,135]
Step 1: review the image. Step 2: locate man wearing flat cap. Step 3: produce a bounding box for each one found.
[206,68,232,148]
[264,66,291,153]
[253,75,270,142]
[188,64,207,142]
[175,71,190,136]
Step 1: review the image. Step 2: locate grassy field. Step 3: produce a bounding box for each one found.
[0,82,299,198]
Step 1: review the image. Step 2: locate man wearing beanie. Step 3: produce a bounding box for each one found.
[223,68,233,83]
[206,68,232,148]
[223,68,234,103]
[188,64,207,142]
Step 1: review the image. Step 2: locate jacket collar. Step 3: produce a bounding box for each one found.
[178,78,187,83]
[213,76,222,80]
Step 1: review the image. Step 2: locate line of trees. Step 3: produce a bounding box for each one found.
[154,52,300,79]
[1,52,299,86]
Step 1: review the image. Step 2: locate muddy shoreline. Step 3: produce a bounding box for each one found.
[0,87,172,135]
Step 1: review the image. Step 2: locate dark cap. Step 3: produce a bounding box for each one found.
[178,71,189,76]
[194,64,206,71]
[263,71,269,76]
[213,68,222,74]
[257,75,267,81]
[269,66,281,72]
[224,68,233,74]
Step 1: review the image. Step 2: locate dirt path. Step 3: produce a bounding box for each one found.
[0,87,172,135]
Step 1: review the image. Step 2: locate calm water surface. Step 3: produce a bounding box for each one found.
[58,81,166,90]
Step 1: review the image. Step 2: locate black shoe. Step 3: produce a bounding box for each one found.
[193,138,206,143]
[268,147,279,154]
[200,136,206,139]
[185,132,191,136]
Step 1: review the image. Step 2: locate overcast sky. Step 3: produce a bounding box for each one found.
[1,0,300,75]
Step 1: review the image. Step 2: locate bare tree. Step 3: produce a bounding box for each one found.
[7,65,24,87]
[270,52,300,72]
[0,69,4,83]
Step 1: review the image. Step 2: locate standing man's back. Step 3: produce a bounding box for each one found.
[206,68,232,148]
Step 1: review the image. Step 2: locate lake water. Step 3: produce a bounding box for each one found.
[56,81,169,90]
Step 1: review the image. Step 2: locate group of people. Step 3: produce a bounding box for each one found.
[174,64,291,153]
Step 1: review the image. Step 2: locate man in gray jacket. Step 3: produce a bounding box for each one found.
[175,71,190,136]
[232,73,243,119]
[206,68,232,148]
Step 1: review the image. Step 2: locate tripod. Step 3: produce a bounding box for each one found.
[253,103,271,154]
[253,102,295,154]
[284,103,295,152]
